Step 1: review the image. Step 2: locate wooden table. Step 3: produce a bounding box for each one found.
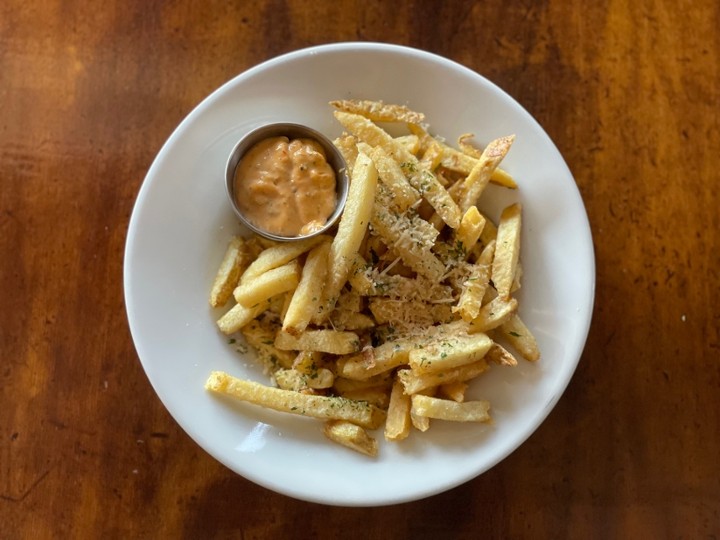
[2,1,718,537]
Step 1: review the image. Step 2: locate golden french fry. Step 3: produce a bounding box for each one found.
[410,387,435,432]
[324,420,378,457]
[336,338,414,381]
[491,203,522,298]
[234,260,301,307]
[408,333,492,374]
[275,329,361,355]
[453,240,495,322]
[216,300,270,335]
[496,314,540,361]
[384,379,412,441]
[282,241,330,335]
[469,296,518,333]
[322,151,378,317]
[206,371,383,429]
[241,236,328,283]
[398,358,489,395]
[455,206,486,256]
[330,99,425,124]
[485,342,519,367]
[366,145,420,212]
[439,143,517,188]
[411,394,491,422]
[209,236,249,307]
[458,136,515,212]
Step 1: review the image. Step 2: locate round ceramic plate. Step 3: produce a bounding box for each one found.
[124,42,595,506]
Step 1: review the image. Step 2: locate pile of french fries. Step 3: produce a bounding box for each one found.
[205,99,539,457]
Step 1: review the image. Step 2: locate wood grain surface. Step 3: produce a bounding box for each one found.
[1,1,719,538]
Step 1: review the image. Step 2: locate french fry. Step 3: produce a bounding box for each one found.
[384,379,412,441]
[485,342,519,367]
[398,358,489,395]
[209,236,249,307]
[336,338,415,380]
[240,235,328,283]
[216,300,270,335]
[206,371,383,429]
[275,329,361,355]
[455,206,486,256]
[324,420,378,458]
[408,332,493,374]
[496,314,540,361]
[282,241,330,335]
[458,135,515,212]
[439,143,518,188]
[410,387,435,432]
[234,260,301,307]
[330,99,425,124]
[322,151,378,317]
[469,296,518,333]
[453,240,495,322]
[411,394,491,422]
[366,145,420,211]
[491,203,522,298]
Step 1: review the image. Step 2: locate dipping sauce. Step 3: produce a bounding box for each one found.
[233,136,338,237]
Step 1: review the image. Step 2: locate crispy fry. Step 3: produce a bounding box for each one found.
[241,236,328,283]
[234,260,301,307]
[366,144,420,211]
[458,136,515,212]
[385,379,412,441]
[206,371,383,429]
[330,99,425,124]
[209,236,249,307]
[411,394,491,422]
[491,203,522,298]
[496,314,540,361]
[398,358,489,395]
[324,420,378,457]
[469,296,518,333]
[322,151,378,318]
[439,144,518,188]
[216,300,270,335]
[282,241,330,335]
[408,332,493,374]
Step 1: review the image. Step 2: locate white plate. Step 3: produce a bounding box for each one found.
[124,42,595,506]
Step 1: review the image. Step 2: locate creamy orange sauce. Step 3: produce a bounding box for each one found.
[234,136,337,237]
